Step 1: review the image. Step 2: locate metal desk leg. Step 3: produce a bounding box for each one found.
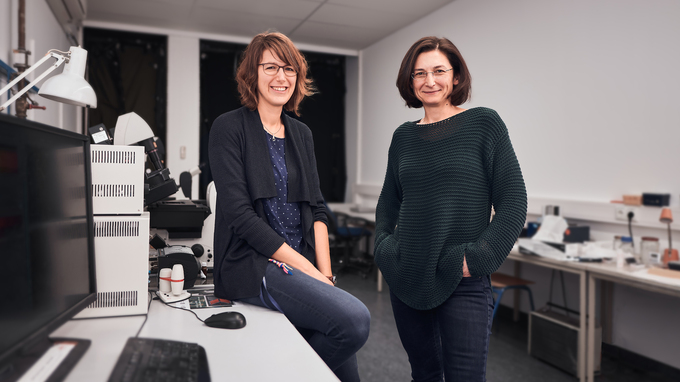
[587,273,596,382]
[513,261,521,321]
[578,270,587,382]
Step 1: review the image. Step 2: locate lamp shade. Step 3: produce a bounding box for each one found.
[660,208,673,224]
[39,46,97,108]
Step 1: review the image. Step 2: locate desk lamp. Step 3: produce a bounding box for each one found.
[113,112,179,205]
[0,46,97,113]
[660,208,678,266]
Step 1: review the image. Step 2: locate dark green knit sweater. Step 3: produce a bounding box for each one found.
[374,107,527,310]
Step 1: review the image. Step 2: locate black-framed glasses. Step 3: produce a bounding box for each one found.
[259,63,297,77]
[411,68,453,80]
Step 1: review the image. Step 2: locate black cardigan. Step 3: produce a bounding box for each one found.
[208,106,327,300]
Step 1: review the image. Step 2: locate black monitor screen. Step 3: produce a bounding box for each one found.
[0,114,96,373]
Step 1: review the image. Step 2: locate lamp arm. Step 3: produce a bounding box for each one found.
[0,51,68,112]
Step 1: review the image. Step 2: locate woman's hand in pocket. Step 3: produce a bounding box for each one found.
[462,255,472,277]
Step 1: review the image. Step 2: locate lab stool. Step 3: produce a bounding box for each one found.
[490,273,535,323]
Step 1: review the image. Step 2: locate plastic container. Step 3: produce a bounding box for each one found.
[620,236,634,254]
[617,236,634,268]
[640,237,660,266]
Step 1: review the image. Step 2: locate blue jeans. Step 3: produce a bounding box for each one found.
[240,263,371,382]
[389,275,494,382]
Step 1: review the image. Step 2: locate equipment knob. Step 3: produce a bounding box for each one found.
[191,244,204,257]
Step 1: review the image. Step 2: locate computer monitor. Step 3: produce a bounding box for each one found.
[0,114,97,381]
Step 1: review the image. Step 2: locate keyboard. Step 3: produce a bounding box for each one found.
[108,338,211,382]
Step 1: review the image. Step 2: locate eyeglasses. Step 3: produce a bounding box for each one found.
[411,68,453,80]
[259,63,297,77]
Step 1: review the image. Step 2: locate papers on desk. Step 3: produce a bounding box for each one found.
[579,242,617,260]
[170,295,233,310]
[518,238,572,261]
[531,215,568,243]
[520,216,576,261]
[168,286,233,309]
[519,238,620,262]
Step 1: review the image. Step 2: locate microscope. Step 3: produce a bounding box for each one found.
[110,113,212,272]
[113,112,179,205]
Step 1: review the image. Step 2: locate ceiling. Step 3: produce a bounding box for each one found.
[85,0,454,51]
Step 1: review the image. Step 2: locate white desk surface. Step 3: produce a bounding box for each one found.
[51,315,146,382]
[326,203,375,223]
[586,262,680,297]
[508,247,589,273]
[508,248,680,296]
[51,294,339,381]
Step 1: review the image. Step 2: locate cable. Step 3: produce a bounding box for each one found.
[137,290,206,337]
[159,297,206,323]
[668,223,673,253]
[135,291,155,338]
[627,211,635,249]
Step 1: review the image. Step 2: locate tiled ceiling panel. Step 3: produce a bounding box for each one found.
[306,3,413,32]
[190,7,302,36]
[328,0,453,15]
[291,20,386,49]
[195,0,322,21]
[86,0,456,50]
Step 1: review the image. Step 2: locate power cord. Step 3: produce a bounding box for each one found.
[135,291,155,338]
[627,211,635,249]
[157,295,206,324]
[136,289,209,337]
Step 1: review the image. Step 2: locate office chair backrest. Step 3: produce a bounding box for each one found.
[324,204,340,235]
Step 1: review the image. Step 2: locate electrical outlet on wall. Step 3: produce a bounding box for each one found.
[615,205,638,222]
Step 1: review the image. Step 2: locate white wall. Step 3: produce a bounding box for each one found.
[166,35,200,198]
[0,1,11,64]
[357,0,680,368]
[359,0,680,203]
[1,0,81,131]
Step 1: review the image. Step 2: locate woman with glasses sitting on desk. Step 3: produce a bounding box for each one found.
[374,36,527,381]
[208,32,370,382]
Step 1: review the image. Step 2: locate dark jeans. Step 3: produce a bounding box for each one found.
[390,275,494,382]
[240,263,370,382]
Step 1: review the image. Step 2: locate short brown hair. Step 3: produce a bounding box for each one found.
[236,32,314,116]
[396,36,472,108]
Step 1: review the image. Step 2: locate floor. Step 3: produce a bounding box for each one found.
[335,270,678,382]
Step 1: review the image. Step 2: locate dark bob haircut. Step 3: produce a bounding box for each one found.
[396,36,472,108]
[236,32,314,116]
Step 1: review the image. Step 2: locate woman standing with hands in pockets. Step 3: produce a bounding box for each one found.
[374,36,527,381]
[209,32,370,381]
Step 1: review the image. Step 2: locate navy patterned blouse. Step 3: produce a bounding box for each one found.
[262,134,303,253]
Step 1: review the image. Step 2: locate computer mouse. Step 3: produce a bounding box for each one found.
[204,311,246,329]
